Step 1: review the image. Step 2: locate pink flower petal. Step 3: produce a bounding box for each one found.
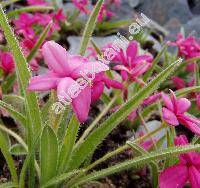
[71,61,109,79]
[159,164,188,188]
[72,86,91,123]
[28,72,60,91]
[91,81,104,102]
[171,76,186,89]
[102,76,124,89]
[189,166,200,188]
[178,114,200,136]
[42,41,71,76]
[131,61,150,77]
[113,65,130,72]
[174,135,189,146]
[162,107,179,126]
[126,41,137,63]
[176,98,191,114]
[162,93,174,111]
[57,77,91,123]
[121,70,128,81]
[131,55,152,68]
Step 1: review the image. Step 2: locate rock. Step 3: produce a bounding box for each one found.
[128,0,140,8]
[188,0,200,14]
[136,0,193,25]
[111,0,135,20]
[184,16,200,37]
[67,35,117,54]
[130,120,167,148]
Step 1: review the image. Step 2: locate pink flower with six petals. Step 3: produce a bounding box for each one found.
[28,41,109,122]
[113,41,153,83]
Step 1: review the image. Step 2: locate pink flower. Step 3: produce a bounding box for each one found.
[13,13,37,39]
[34,13,60,35]
[72,0,91,14]
[98,4,115,22]
[171,76,186,89]
[170,34,200,72]
[159,135,200,188]
[27,0,49,6]
[162,90,200,136]
[91,72,123,102]
[143,92,162,105]
[51,9,66,23]
[171,34,200,59]
[0,52,15,74]
[28,41,109,122]
[113,41,153,83]
[20,38,39,71]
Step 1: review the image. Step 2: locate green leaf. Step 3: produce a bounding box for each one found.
[0,5,42,138]
[126,142,158,188]
[3,94,25,114]
[0,182,18,188]
[41,170,79,188]
[1,73,16,94]
[40,126,58,186]
[79,0,104,55]
[27,21,52,62]
[57,115,79,174]
[0,100,26,126]
[143,44,168,82]
[7,6,54,18]
[72,144,200,186]
[68,58,182,170]
[97,20,132,30]
[175,86,200,97]
[10,144,27,156]
[0,131,18,183]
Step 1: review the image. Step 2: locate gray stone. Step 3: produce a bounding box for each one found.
[130,120,167,148]
[188,0,200,14]
[136,0,193,25]
[111,0,135,20]
[128,0,140,8]
[184,16,200,37]
[67,35,117,54]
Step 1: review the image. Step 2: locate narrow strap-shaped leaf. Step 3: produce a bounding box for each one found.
[175,86,200,97]
[57,115,79,174]
[0,5,42,138]
[0,100,26,126]
[1,73,16,94]
[72,144,200,186]
[79,0,104,55]
[0,131,18,184]
[0,182,18,188]
[27,21,52,62]
[41,170,79,188]
[3,94,25,114]
[7,6,54,18]
[10,144,27,156]
[127,141,158,187]
[40,126,58,186]
[68,58,182,170]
